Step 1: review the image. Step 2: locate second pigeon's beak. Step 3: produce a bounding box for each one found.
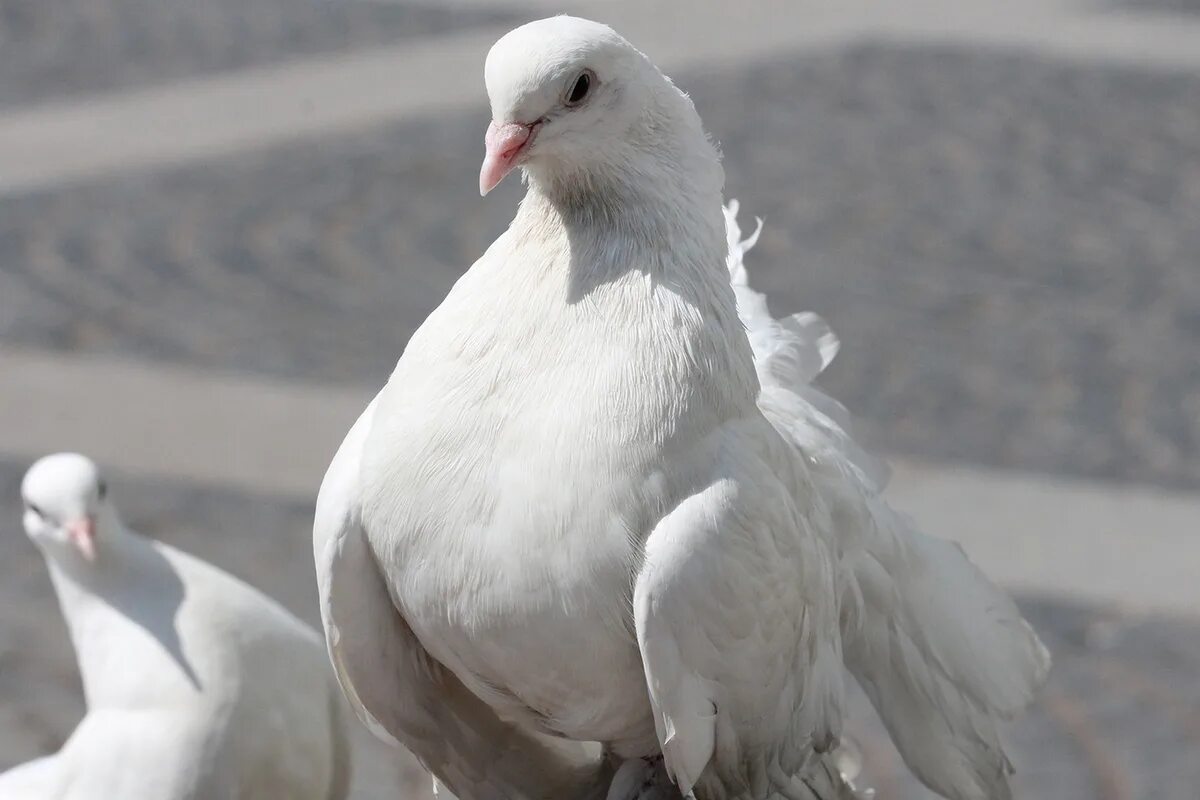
[65,516,96,561]
[480,120,538,196]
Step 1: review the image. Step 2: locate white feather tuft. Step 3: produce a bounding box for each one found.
[723,200,890,491]
[723,200,1050,800]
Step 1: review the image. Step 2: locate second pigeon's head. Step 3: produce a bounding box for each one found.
[479,16,711,196]
[21,453,114,563]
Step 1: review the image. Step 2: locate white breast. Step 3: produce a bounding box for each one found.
[356,251,722,748]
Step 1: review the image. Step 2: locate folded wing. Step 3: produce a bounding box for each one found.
[634,438,846,799]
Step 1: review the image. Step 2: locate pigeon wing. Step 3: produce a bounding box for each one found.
[633,443,846,799]
[0,755,63,799]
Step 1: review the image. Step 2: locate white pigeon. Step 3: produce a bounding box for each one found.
[315,16,1050,800]
[0,755,62,799]
[6,452,351,800]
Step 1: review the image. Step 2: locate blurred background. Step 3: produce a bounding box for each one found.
[1,0,1199,797]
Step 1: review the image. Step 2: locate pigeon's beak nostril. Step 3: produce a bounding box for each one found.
[65,516,97,561]
[480,120,538,196]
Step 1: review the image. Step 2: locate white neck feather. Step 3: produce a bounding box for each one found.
[43,522,201,707]
[527,78,726,269]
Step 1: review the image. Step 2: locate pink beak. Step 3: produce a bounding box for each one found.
[65,516,96,561]
[480,120,538,196]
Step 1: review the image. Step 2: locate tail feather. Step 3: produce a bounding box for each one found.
[844,505,1050,800]
[723,201,1050,800]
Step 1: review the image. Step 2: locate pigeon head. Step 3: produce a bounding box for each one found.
[480,16,710,197]
[21,453,113,563]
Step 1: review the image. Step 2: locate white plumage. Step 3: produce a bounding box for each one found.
[0,755,61,799]
[725,205,1051,799]
[315,16,1049,800]
[6,453,351,800]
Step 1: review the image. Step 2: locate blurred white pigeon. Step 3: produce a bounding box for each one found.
[6,453,351,800]
[0,755,62,799]
[315,16,1050,800]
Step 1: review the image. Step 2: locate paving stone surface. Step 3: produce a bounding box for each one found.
[1116,0,1200,12]
[3,44,1199,489]
[0,0,518,107]
[2,9,1199,798]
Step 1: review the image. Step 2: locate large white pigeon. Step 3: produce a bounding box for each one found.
[314,16,1050,800]
[5,452,351,800]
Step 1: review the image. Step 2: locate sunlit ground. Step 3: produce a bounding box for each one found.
[2,1,1199,797]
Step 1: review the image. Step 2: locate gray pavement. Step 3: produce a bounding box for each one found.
[0,0,517,108]
[9,0,1200,198]
[699,44,1200,491]
[2,1,1200,798]
[1120,0,1200,12]
[4,43,1200,488]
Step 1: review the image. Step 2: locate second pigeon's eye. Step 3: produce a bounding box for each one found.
[26,501,45,519]
[565,70,595,107]
[97,480,107,501]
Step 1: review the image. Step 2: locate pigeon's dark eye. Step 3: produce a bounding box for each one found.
[26,501,44,518]
[565,70,594,106]
[97,480,107,501]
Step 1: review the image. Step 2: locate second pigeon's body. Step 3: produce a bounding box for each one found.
[317,16,1049,800]
[10,454,351,800]
[53,536,347,799]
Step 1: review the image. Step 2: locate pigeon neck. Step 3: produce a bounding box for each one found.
[44,513,138,594]
[524,85,727,278]
[45,524,195,707]
[509,128,758,410]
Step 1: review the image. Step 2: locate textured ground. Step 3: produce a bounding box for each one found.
[4,45,1200,489]
[1,2,1199,798]
[1117,0,1200,12]
[0,0,517,107]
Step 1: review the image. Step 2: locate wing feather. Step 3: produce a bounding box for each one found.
[724,201,1050,800]
[633,437,845,798]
